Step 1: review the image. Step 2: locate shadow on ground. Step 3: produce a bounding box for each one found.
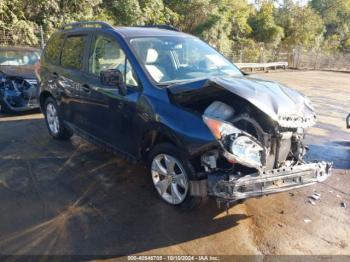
[0,96,350,259]
[0,117,248,257]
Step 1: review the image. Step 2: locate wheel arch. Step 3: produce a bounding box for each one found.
[39,90,53,112]
[139,123,188,161]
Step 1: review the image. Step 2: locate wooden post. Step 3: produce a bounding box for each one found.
[40,25,45,49]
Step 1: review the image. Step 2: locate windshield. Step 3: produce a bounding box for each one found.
[0,50,40,66]
[129,36,242,84]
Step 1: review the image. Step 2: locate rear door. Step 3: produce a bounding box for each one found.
[58,33,89,127]
[80,32,140,156]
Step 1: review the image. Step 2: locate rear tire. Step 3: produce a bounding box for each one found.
[147,143,204,209]
[44,97,72,140]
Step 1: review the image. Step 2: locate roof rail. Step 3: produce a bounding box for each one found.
[61,21,114,30]
[139,25,180,32]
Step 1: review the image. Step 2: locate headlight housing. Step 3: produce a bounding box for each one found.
[227,135,263,168]
[203,116,240,139]
[203,116,264,169]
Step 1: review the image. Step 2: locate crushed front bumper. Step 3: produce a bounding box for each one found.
[190,162,332,202]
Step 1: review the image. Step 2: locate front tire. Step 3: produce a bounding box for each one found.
[44,97,72,140]
[148,143,203,209]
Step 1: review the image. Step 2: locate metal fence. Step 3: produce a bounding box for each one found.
[0,26,48,49]
[290,49,350,71]
[228,47,350,72]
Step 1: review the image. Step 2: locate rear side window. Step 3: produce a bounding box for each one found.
[44,33,64,64]
[61,35,86,70]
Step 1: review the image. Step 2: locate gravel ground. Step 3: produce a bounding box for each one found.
[0,70,349,257]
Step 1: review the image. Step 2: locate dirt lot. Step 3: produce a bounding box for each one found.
[0,70,349,257]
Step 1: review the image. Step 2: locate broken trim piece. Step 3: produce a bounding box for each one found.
[209,161,332,201]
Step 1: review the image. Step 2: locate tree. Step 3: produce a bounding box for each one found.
[248,1,284,46]
[1,0,349,55]
[310,0,350,51]
[102,0,142,25]
[0,0,38,45]
[276,1,325,49]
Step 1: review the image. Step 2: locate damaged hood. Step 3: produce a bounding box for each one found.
[0,65,36,79]
[169,76,316,128]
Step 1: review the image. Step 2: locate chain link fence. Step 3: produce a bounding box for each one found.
[227,45,350,72]
[290,49,350,71]
[0,25,48,49]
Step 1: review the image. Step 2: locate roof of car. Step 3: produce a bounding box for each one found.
[112,27,192,38]
[0,46,40,52]
[59,22,193,38]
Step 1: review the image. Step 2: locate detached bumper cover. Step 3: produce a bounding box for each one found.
[207,162,332,201]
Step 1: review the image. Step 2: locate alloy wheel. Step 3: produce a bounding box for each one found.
[151,153,189,204]
[46,103,60,135]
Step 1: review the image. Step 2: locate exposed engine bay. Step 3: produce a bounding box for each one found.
[169,77,332,203]
[0,74,38,113]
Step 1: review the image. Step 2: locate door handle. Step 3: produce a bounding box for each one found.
[82,84,91,93]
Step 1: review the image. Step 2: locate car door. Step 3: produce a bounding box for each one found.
[58,33,89,127]
[80,32,140,157]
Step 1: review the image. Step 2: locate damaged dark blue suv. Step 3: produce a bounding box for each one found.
[39,21,331,208]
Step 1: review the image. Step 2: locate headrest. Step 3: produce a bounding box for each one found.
[103,42,120,58]
[145,48,158,64]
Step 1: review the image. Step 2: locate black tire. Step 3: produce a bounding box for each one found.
[147,143,204,209]
[43,97,72,140]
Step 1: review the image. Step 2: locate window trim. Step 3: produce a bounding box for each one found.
[88,33,124,77]
[59,33,88,71]
[44,32,65,65]
[87,32,140,90]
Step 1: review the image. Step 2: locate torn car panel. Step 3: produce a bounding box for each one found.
[169,76,316,128]
[169,76,331,203]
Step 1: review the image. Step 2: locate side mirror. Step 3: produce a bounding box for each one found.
[100,69,127,96]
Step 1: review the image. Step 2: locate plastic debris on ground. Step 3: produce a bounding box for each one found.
[309,193,321,200]
[308,199,316,205]
[304,218,312,223]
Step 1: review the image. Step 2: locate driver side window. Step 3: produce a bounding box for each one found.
[89,35,138,87]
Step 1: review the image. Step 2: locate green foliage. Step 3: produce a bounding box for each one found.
[0,0,349,56]
[248,1,284,46]
[276,2,324,49]
[310,0,350,51]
